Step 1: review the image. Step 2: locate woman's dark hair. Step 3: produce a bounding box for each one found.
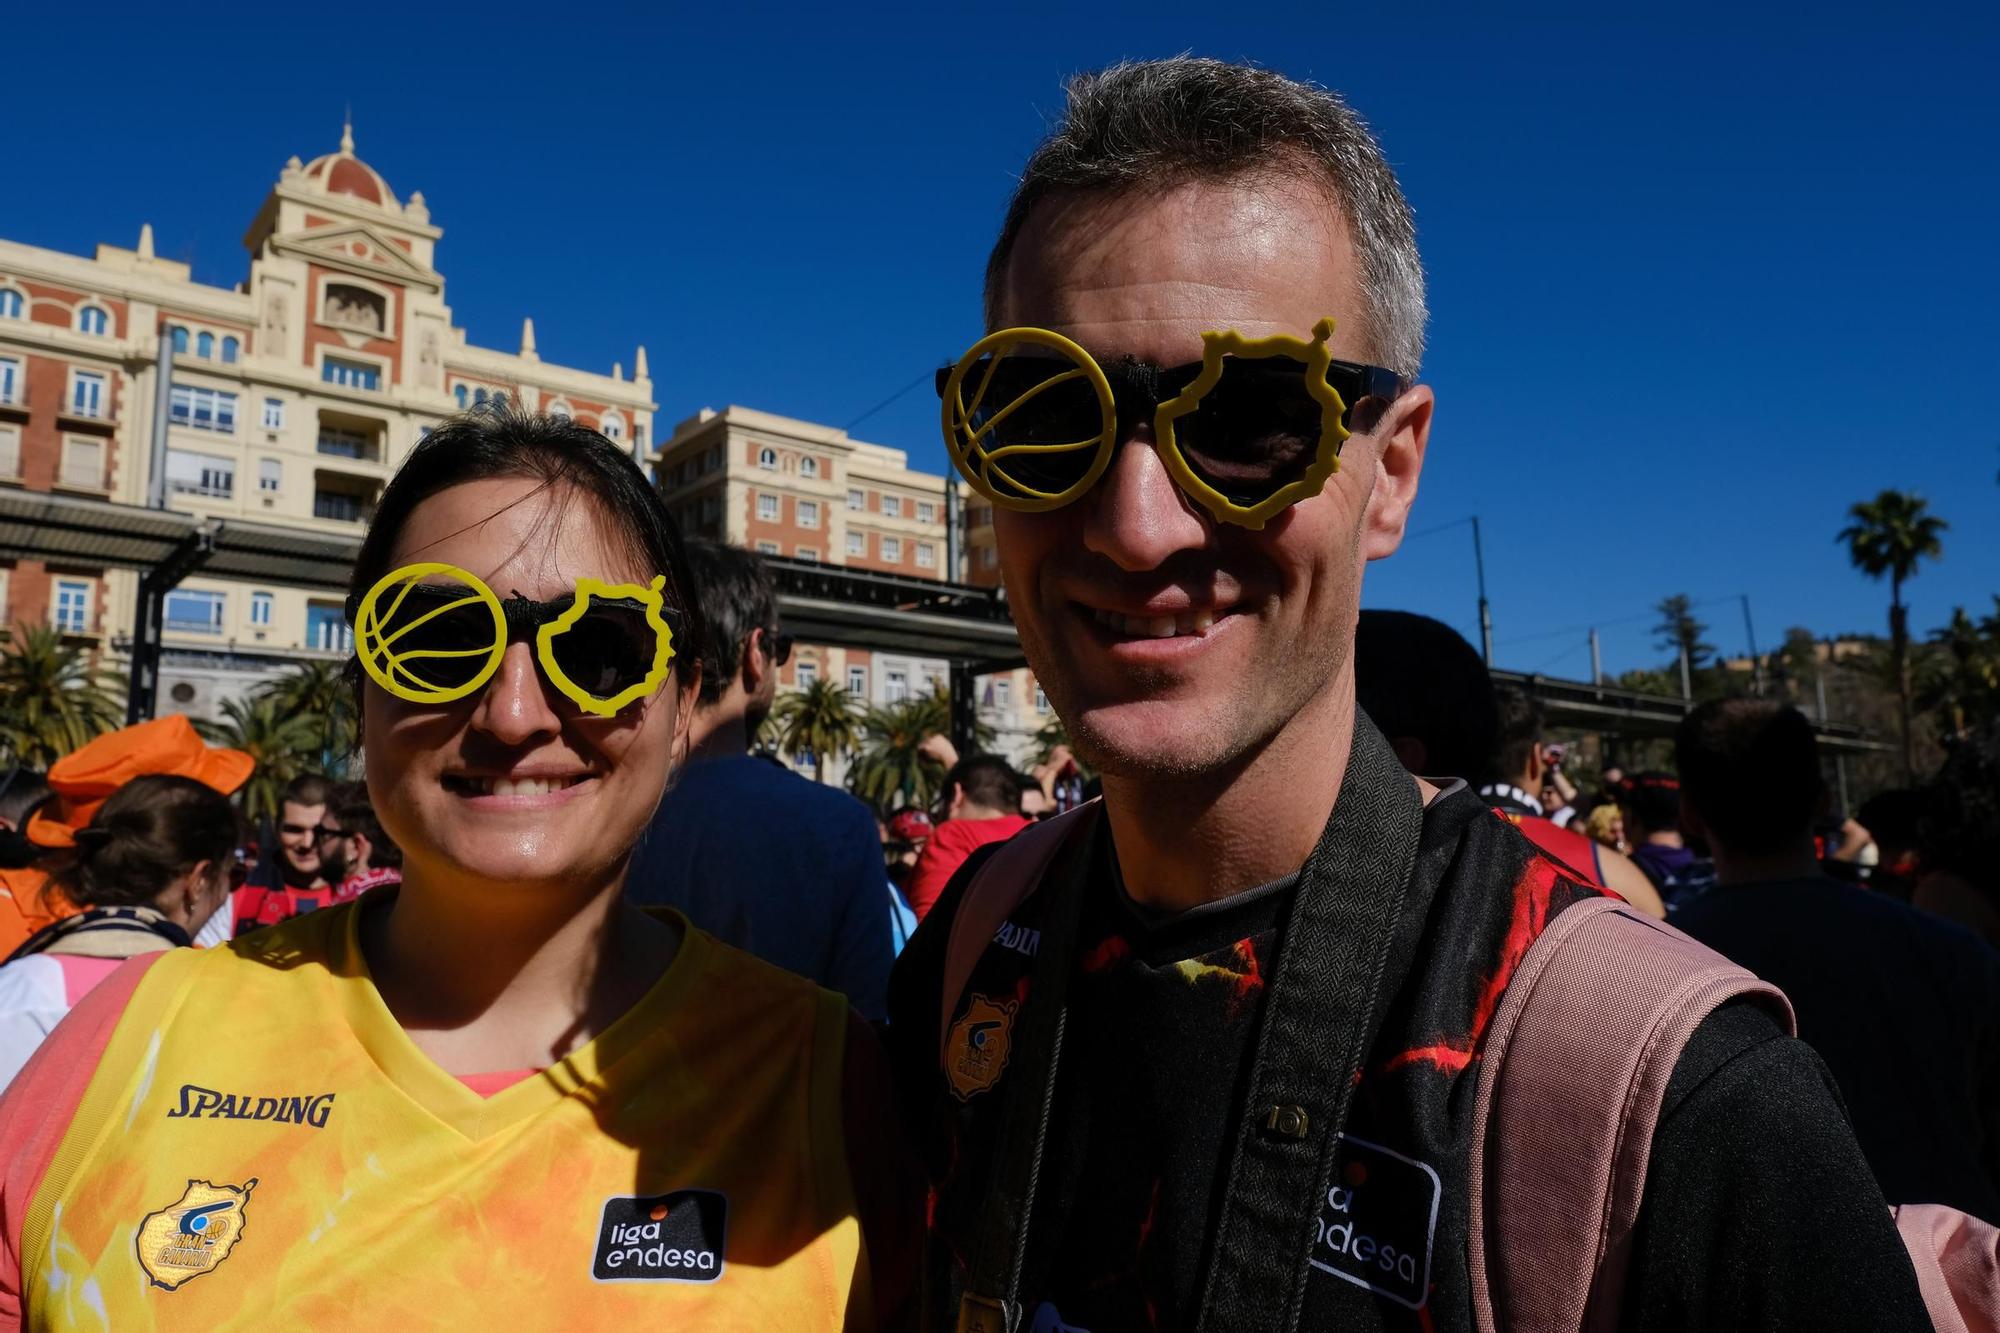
[345,406,706,710]
[44,775,242,911]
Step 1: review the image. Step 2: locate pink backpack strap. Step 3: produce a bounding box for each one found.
[1892,1203,2000,1333]
[1466,896,1794,1333]
[937,801,1099,1064]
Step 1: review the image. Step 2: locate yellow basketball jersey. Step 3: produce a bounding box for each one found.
[20,901,870,1330]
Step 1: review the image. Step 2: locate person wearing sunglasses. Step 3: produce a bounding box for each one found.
[886,57,1928,1333]
[0,411,914,1327]
[0,775,241,1089]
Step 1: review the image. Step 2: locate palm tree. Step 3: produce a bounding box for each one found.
[1839,490,1947,779]
[197,695,319,822]
[0,624,125,768]
[253,660,355,774]
[766,678,862,782]
[846,688,995,811]
[1921,606,2000,741]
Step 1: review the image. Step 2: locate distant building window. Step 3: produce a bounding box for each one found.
[170,326,190,355]
[196,331,214,359]
[699,495,720,524]
[916,541,935,568]
[0,290,21,320]
[0,357,18,406]
[322,357,381,391]
[992,679,1011,711]
[474,388,488,406]
[757,493,779,522]
[0,425,20,478]
[221,336,240,364]
[306,603,352,652]
[796,659,819,689]
[262,397,284,431]
[250,591,273,626]
[491,392,508,410]
[797,546,819,562]
[800,456,819,479]
[455,385,469,408]
[918,501,936,523]
[164,589,225,634]
[757,447,777,470]
[847,488,863,511]
[166,448,234,499]
[881,536,902,562]
[847,666,867,697]
[885,668,908,703]
[706,444,721,469]
[317,427,371,459]
[798,500,820,530]
[547,400,572,421]
[755,540,779,555]
[883,495,901,518]
[601,413,624,441]
[77,306,109,337]
[168,384,237,432]
[1035,684,1049,713]
[59,436,104,489]
[53,580,91,633]
[313,490,367,522]
[847,531,865,557]
[259,458,282,492]
[69,371,107,418]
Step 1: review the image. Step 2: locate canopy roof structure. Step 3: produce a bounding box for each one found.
[0,492,1883,754]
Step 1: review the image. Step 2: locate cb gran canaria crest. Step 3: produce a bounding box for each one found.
[135,1178,258,1290]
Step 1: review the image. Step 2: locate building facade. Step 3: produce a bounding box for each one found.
[0,125,654,717]
[653,406,1053,776]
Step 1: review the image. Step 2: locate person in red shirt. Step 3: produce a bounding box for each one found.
[904,756,1031,920]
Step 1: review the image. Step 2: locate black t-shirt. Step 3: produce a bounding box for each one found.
[1673,875,2000,1221]
[886,789,1931,1331]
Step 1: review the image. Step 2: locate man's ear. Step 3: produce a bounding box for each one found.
[740,630,767,696]
[350,832,372,868]
[1360,383,1433,562]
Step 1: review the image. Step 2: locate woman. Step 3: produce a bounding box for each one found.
[0,411,913,1329]
[0,775,239,1087]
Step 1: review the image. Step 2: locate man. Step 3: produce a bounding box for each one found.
[625,540,893,1019]
[233,773,351,934]
[1616,769,1718,912]
[887,57,1926,1331]
[1354,612,1663,916]
[1673,698,2000,1221]
[905,756,1031,920]
[314,785,403,899]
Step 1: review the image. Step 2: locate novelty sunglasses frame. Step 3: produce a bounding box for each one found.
[938,318,1407,530]
[348,562,677,717]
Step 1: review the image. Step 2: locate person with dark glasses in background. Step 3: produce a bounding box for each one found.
[0,410,915,1328]
[886,56,1930,1333]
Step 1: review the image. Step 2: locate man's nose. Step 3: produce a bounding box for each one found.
[1078,431,1213,572]
[468,640,563,745]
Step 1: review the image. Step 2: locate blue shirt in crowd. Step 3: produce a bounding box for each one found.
[625,753,894,1020]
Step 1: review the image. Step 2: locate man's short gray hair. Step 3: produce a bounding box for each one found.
[984,58,1427,379]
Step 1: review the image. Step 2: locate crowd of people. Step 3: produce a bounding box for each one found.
[0,54,1992,1333]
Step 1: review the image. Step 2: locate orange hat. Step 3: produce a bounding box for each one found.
[26,715,254,848]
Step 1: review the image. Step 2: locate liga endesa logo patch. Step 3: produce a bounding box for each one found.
[590,1190,727,1283]
[1308,1135,1441,1310]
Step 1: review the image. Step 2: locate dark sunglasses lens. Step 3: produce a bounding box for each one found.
[1174,358,1327,502]
[379,586,499,692]
[546,602,657,703]
[956,354,1106,500]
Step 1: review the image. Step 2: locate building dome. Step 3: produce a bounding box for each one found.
[299,122,397,208]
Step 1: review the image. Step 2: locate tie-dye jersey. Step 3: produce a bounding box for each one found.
[10,900,877,1331]
[889,782,1604,1331]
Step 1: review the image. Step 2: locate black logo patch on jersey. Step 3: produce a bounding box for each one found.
[591,1190,727,1283]
[1308,1135,1440,1309]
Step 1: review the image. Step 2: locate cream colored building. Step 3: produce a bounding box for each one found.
[653,405,1052,775]
[0,125,653,717]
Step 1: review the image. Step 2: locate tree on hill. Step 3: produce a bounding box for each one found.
[1839,490,1947,780]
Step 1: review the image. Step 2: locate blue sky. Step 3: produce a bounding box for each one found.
[6,3,1995,678]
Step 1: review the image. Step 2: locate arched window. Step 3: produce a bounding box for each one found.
[474,388,489,406]
[547,400,573,420]
[491,392,508,410]
[454,384,469,408]
[0,290,21,320]
[601,412,624,441]
[800,456,819,479]
[758,447,777,470]
[77,306,109,336]
[221,336,240,364]
[170,326,189,354]
[196,332,214,359]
